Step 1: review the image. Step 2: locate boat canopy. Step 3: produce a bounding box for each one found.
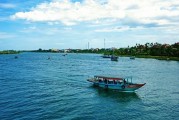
[94,75,124,81]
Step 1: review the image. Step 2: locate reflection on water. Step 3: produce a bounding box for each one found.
[91,86,141,102]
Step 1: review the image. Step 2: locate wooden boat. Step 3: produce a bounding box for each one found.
[130,56,135,59]
[111,55,118,61]
[101,55,111,58]
[87,76,145,92]
[62,54,67,56]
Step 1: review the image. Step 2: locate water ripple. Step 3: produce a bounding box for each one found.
[0,53,179,120]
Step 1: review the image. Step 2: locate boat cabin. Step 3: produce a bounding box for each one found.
[94,76,133,85]
[87,75,146,92]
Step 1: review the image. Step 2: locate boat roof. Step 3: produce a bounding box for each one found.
[94,75,124,80]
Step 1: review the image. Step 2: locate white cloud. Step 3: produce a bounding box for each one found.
[95,26,130,32]
[94,26,146,32]
[20,25,73,36]
[11,0,179,27]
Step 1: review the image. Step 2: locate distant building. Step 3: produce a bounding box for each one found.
[51,49,60,52]
[64,49,71,53]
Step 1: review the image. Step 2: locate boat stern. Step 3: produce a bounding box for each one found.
[126,83,146,91]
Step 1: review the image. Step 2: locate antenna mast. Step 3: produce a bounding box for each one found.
[104,39,105,49]
[88,42,89,50]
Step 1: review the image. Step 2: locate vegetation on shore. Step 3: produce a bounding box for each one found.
[1,42,178,61]
[73,42,179,61]
[0,50,20,54]
[31,48,60,53]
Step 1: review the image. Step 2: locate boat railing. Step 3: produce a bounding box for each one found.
[93,76,134,85]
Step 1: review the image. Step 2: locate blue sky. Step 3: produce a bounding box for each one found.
[0,0,179,50]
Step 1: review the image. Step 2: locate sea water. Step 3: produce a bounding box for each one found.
[0,53,178,120]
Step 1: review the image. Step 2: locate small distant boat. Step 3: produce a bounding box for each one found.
[111,48,118,61]
[130,56,135,59]
[62,54,67,56]
[87,76,146,92]
[47,57,51,60]
[101,55,111,58]
[111,55,118,61]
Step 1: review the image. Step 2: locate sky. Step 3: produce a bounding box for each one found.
[0,0,179,50]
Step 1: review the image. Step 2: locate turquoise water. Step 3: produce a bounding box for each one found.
[0,53,179,120]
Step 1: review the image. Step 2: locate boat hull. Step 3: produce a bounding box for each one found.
[111,56,118,61]
[102,55,111,58]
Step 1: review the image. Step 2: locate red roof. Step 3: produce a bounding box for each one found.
[94,75,123,81]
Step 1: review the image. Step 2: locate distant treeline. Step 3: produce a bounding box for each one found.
[75,42,179,56]
[31,48,60,53]
[0,50,20,54]
[1,42,178,60]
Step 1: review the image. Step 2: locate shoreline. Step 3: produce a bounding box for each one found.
[119,55,179,61]
[1,51,179,61]
[0,50,20,55]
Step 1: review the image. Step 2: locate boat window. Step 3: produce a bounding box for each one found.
[118,81,122,84]
[104,79,107,84]
[108,80,113,84]
[124,80,126,84]
[114,80,117,84]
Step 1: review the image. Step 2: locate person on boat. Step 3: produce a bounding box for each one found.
[124,79,126,84]
[104,79,107,84]
[114,80,117,84]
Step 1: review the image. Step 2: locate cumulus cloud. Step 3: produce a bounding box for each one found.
[94,26,131,32]
[11,0,179,26]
